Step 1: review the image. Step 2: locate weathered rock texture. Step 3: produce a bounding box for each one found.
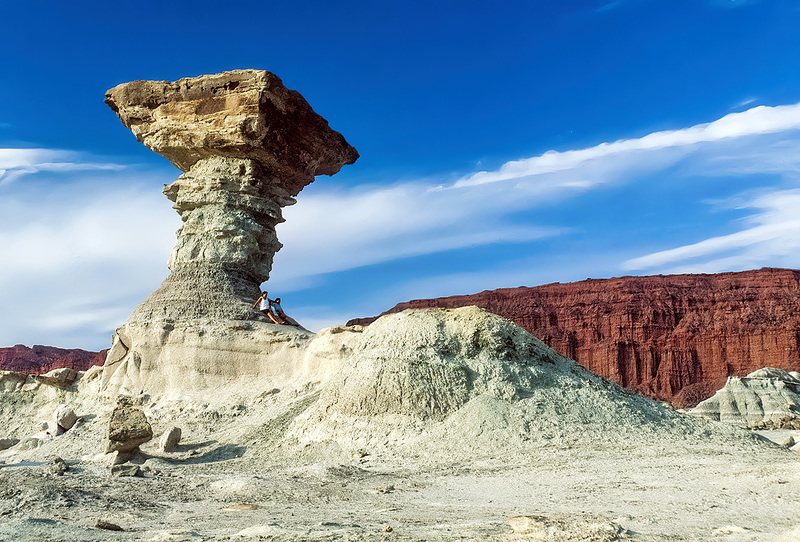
[0,345,106,374]
[347,268,800,407]
[101,70,357,398]
[690,368,800,427]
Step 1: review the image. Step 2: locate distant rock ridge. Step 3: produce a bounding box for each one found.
[346,268,800,407]
[99,70,357,398]
[0,345,107,375]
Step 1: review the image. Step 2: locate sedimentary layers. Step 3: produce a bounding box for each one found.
[347,268,800,407]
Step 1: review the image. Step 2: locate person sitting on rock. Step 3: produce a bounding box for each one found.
[272,297,300,326]
[251,292,278,321]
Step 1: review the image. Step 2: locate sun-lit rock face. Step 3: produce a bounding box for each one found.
[100,70,357,398]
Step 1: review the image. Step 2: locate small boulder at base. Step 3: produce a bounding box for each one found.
[54,405,78,432]
[159,427,182,452]
[0,438,19,451]
[106,397,153,454]
[48,457,69,476]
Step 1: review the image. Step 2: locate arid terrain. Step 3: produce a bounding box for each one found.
[2,307,800,542]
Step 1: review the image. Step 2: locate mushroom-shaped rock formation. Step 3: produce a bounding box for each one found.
[100,70,357,399]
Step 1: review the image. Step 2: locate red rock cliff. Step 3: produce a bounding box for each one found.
[348,268,800,407]
[0,345,107,374]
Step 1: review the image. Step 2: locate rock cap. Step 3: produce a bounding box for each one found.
[105,69,358,195]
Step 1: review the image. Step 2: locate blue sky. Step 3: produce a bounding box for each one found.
[2,0,800,349]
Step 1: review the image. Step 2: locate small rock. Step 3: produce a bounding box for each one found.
[0,438,19,451]
[381,525,393,533]
[48,457,69,476]
[54,405,78,432]
[110,464,142,477]
[105,450,137,466]
[95,520,124,531]
[159,427,182,452]
[782,436,796,448]
[19,431,53,449]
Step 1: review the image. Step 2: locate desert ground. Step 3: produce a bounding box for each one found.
[2,308,800,541]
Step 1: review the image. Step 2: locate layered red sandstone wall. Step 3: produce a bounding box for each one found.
[0,345,107,374]
[348,268,800,407]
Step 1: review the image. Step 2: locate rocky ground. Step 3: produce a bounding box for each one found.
[2,390,799,541]
[2,308,800,541]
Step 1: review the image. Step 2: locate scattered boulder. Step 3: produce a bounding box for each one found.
[95,520,124,531]
[48,457,69,476]
[18,431,53,450]
[53,405,78,432]
[781,436,796,448]
[0,438,19,451]
[106,397,153,455]
[35,367,78,388]
[690,368,800,427]
[750,416,800,430]
[159,427,182,452]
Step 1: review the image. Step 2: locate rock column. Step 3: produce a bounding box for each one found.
[100,70,357,398]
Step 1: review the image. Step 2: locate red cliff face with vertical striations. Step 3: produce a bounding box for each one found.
[0,345,107,375]
[347,268,800,407]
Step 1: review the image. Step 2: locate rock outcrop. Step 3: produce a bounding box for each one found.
[347,268,800,407]
[100,70,357,399]
[690,368,800,427]
[0,345,106,374]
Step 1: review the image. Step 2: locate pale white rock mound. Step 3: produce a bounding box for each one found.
[690,367,800,427]
[283,307,736,460]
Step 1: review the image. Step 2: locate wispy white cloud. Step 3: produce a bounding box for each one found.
[622,189,800,272]
[0,148,125,186]
[269,180,566,290]
[453,104,800,189]
[270,102,800,292]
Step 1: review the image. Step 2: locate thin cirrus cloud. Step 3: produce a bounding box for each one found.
[453,103,800,189]
[0,158,177,349]
[622,189,800,273]
[271,102,800,291]
[0,148,125,186]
